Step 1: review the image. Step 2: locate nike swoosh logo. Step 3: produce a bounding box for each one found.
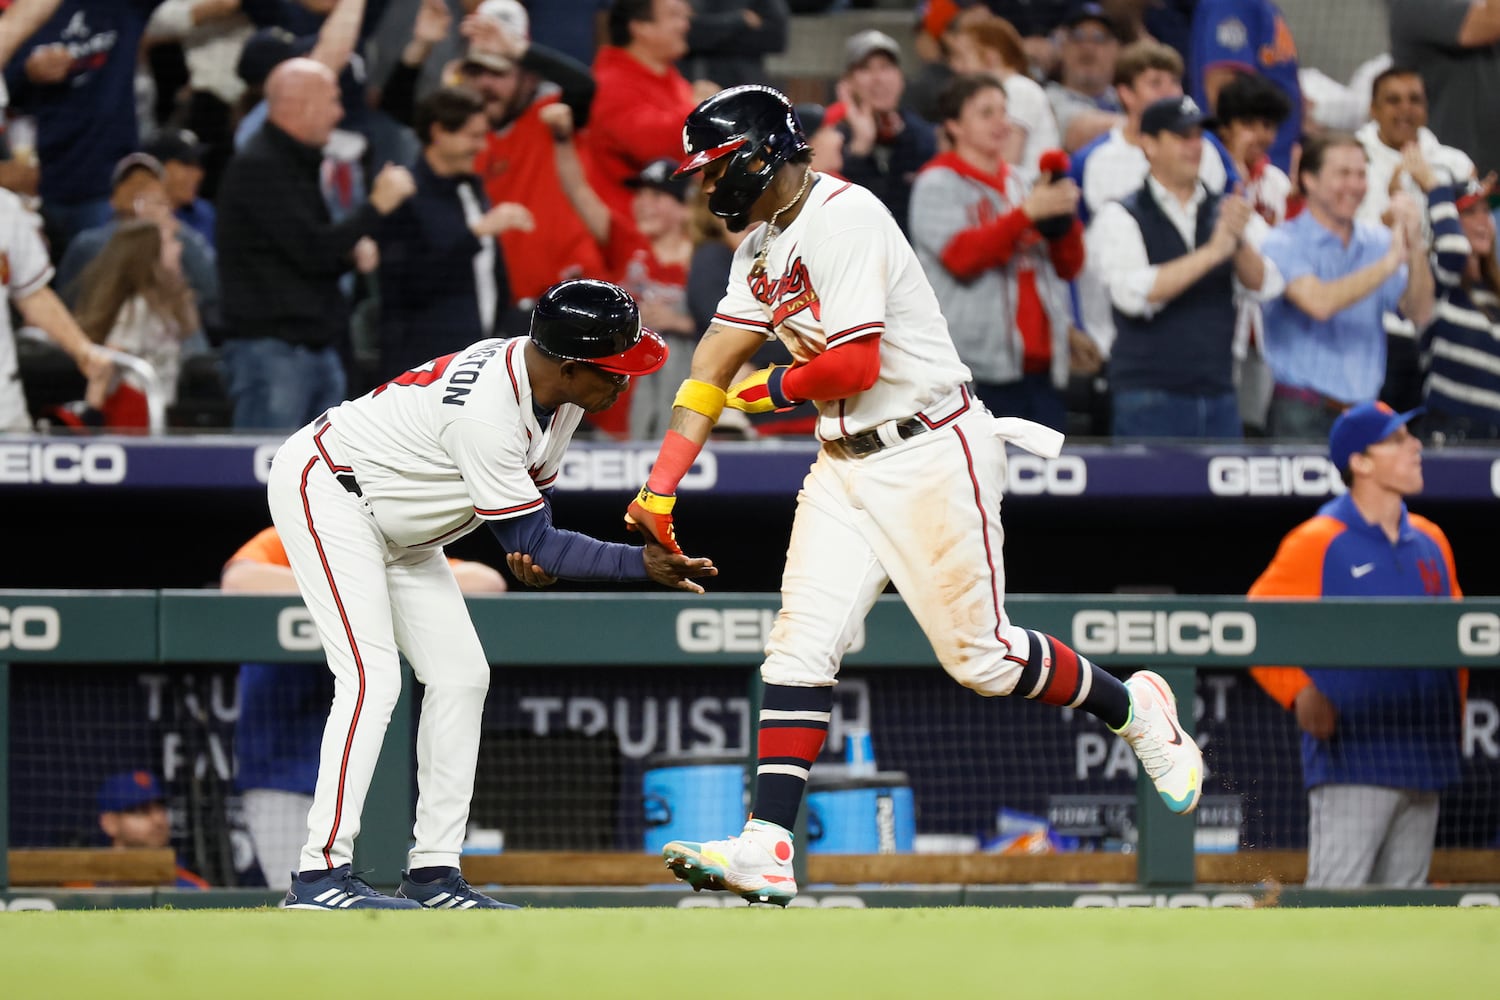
[1144,676,1185,745]
[1351,563,1376,578]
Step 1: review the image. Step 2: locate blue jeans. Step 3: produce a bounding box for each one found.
[223,338,347,430]
[972,374,1067,432]
[1112,388,1241,440]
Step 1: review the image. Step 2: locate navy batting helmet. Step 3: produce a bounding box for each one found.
[530,279,667,376]
[675,85,809,231]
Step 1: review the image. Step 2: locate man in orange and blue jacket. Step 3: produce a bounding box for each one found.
[1249,402,1465,888]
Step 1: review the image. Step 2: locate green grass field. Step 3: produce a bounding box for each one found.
[0,907,1492,999]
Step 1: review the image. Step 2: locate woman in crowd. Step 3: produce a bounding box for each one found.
[73,219,200,422]
[908,73,1083,431]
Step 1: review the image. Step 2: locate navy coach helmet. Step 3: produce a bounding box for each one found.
[674,85,809,231]
[530,279,667,376]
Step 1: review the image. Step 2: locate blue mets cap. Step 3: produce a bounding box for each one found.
[1329,401,1424,473]
[98,770,165,814]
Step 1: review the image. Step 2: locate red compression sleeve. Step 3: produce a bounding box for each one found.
[1047,218,1085,281]
[780,335,882,402]
[939,208,1033,280]
[646,430,703,495]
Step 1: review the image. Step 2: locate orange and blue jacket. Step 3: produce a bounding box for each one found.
[1248,493,1465,791]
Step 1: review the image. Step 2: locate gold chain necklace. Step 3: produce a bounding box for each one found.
[749,167,814,279]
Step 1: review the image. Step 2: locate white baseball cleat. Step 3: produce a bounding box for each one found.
[1117,671,1204,814]
[663,818,798,906]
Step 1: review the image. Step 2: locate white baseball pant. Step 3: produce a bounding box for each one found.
[268,422,491,874]
[1306,784,1440,888]
[763,403,1039,694]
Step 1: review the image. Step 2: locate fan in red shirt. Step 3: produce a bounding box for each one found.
[583,0,714,218]
[460,16,607,305]
[546,102,696,441]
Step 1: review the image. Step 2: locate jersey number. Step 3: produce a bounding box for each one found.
[372,353,458,396]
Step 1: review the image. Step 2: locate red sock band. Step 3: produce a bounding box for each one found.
[646,430,702,495]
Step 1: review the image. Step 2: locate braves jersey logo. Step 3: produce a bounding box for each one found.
[749,255,821,327]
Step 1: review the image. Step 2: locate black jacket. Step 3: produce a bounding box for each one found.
[216,122,381,348]
[376,158,512,378]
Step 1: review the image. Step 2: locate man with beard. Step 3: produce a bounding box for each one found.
[457,13,605,307]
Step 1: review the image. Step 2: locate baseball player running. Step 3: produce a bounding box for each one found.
[626,86,1204,906]
[269,279,715,910]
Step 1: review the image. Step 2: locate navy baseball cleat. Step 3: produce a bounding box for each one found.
[282,865,421,910]
[398,867,519,909]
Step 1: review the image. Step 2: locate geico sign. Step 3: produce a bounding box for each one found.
[556,449,717,491]
[1072,610,1256,657]
[677,609,865,655]
[1072,893,1255,908]
[1207,455,1342,497]
[0,442,126,484]
[1459,613,1500,657]
[277,606,323,651]
[0,606,61,651]
[1005,454,1086,496]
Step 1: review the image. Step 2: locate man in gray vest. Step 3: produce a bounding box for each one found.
[1087,95,1283,438]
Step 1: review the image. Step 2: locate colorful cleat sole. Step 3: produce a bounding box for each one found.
[662,842,795,907]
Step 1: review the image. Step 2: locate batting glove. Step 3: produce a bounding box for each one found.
[625,486,682,554]
[726,365,799,414]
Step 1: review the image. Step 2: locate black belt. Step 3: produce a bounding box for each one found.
[314,413,363,496]
[830,416,928,459]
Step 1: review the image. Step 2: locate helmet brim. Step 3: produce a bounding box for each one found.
[675,138,747,177]
[588,327,669,376]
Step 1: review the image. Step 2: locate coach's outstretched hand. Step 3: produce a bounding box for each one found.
[644,541,717,594]
[506,552,558,589]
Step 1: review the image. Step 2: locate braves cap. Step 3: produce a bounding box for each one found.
[625,158,692,202]
[110,152,164,190]
[143,128,205,168]
[1329,401,1424,472]
[98,770,166,814]
[845,29,901,71]
[1140,95,1210,137]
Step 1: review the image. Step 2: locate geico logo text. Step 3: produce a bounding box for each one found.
[1072,893,1255,908]
[1071,610,1257,656]
[557,449,717,491]
[277,606,322,651]
[1207,455,1342,497]
[1459,613,1500,657]
[1006,454,1087,496]
[0,605,62,651]
[677,609,866,655]
[0,442,126,484]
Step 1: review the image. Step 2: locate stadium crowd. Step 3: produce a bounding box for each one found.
[0,0,1497,443]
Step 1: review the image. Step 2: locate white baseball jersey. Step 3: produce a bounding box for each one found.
[0,189,56,432]
[267,336,581,874]
[324,337,582,548]
[712,174,971,440]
